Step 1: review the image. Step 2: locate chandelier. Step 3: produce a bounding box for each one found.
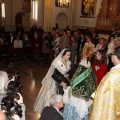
[58,0,71,8]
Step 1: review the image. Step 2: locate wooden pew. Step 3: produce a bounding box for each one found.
[7,47,33,62]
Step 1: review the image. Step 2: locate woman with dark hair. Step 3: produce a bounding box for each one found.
[108,34,115,43]
[92,50,107,85]
[34,48,71,114]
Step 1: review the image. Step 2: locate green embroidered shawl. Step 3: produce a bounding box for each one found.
[70,65,97,98]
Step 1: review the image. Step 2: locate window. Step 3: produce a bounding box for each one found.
[32,0,38,20]
[1,2,5,18]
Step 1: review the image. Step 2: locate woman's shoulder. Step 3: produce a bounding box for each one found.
[67,60,71,64]
[52,59,63,67]
[79,59,91,68]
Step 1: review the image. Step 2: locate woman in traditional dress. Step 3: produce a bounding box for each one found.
[34,48,71,114]
[63,41,97,120]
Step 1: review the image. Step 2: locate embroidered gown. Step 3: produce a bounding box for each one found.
[63,59,97,120]
[89,64,120,120]
[34,52,71,113]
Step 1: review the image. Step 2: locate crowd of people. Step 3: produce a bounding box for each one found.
[35,46,120,120]
[1,23,120,120]
[32,24,120,120]
[0,23,120,66]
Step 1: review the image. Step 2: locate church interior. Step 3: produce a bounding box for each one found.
[0,0,120,120]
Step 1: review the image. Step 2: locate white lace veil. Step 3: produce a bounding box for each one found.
[55,48,68,61]
[41,48,68,85]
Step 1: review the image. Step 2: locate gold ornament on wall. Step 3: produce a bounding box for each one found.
[81,0,96,18]
[55,0,71,9]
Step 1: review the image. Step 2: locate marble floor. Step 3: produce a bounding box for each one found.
[0,58,51,120]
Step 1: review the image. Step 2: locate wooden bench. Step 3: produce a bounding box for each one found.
[6,47,33,62]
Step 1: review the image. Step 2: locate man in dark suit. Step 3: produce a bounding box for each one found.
[40,94,63,120]
[76,33,86,64]
[4,32,15,47]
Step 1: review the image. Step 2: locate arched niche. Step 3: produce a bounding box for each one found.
[15,12,25,27]
[55,12,68,30]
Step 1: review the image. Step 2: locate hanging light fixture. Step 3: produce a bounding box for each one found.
[58,0,71,8]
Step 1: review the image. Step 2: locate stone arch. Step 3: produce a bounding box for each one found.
[55,12,68,30]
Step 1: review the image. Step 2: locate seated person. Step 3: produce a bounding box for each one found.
[14,35,23,48]
[4,32,15,47]
[0,71,26,120]
[22,33,31,47]
[40,94,63,120]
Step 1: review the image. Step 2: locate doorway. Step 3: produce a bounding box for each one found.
[56,13,67,31]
